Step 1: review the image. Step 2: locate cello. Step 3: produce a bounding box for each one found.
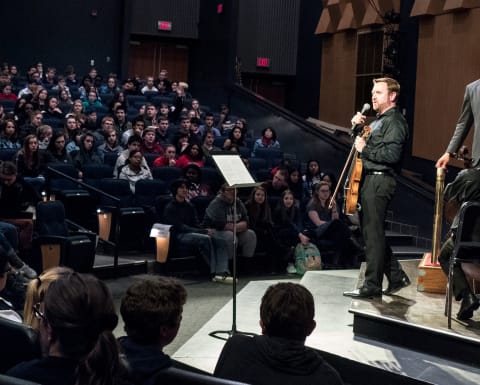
[329,126,371,214]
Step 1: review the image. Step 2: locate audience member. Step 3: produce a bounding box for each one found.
[176,143,205,169]
[273,190,310,273]
[214,282,344,385]
[114,134,148,177]
[119,277,187,384]
[141,127,164,155]
[164,179,231,281]
[0,119,21,149]
[153,144,177,167]
[182,163,212,200]
[23,266,73,330]
[245,185,278,272]
[304,182,360,266]
[114,105,132,133]
[253,127,280,153]
[73,131,102,178]
[7,272,127,385]
[199,112,221,137]
[141,76,159,94]
[122,117,145,147]
[118,149,153,193]
[15,134,45,192]
[43,132,75,168]
[223,126,246,151]
[302,159,323,200]
[203,183,257,261]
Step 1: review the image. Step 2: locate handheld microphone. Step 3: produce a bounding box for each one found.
[351,103,371,131]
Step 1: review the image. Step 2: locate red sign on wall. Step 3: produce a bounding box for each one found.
[157,21,172,31]
[256,57,270,68]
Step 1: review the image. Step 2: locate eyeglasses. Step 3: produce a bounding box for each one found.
[33,303,46,321]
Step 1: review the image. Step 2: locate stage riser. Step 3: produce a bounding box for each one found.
[352,312,480,367]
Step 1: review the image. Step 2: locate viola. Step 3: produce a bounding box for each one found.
[329,126,371,214]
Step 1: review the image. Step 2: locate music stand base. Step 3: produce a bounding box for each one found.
[209,329,256,341]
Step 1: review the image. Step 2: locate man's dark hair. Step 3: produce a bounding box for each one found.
[120,277,187,345]
[127,134,142,146]
[0,161,17,176]
[260,282,314,341]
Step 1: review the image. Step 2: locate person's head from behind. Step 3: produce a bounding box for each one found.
[23,266,73,330]
[37,273,120,382]
[120,277,187,348]
[0,161,17,186]
[260,282,316,342]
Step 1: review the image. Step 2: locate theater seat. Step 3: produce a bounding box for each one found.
[0,318,40,374]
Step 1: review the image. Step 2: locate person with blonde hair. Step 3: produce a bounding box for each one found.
[23,266,73,329]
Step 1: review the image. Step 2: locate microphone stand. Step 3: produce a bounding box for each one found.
[209,186,256,341]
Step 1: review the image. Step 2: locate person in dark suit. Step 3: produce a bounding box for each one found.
[343,77,410,299]
[436,78,480,170]
[435,79,480,320]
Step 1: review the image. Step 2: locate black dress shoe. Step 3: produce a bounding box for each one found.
[457,292,480,320]
[343,286,382,299]
[383,274,411,295]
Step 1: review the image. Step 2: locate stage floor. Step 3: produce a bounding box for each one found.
[350,260,480,341]
[171,267,480,385]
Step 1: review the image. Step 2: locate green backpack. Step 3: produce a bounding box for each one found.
[294,242,322,275]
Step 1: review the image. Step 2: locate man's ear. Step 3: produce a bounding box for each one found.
[306,320,316,337]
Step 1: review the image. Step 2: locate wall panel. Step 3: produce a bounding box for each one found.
[413,9,480,163]
[318,31,357,126]
[131,0,200,39]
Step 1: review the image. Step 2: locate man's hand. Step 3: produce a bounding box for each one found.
[351,112,366,126]
[435,152,450,170]
[354,136,366,153]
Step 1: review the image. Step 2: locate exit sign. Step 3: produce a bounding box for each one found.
[256,57,270,68]
[157,21,172,31]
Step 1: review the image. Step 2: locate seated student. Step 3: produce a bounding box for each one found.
[43,132,76,168]
[253,127,280,153]
[272,189,310,273]
[164,179,231,281]
[113,134,149,177]
[73,131,102,179]
[141,127,164,155]
[214,282,344,385]
[176,143,205,169]
[118,149,153,193]
[15,134,45,193]
[122,117,145,147]
[245,186,278,272]
[262,168,289,199]
[96,127,124,161]
[302,159,323,201]
[7,272,127,385]
[182,163,212,201]
[304,182,360,266]
[119,277,187,384]
[203,183,257,261]
[153,144,177,167]
[0,245,23,322]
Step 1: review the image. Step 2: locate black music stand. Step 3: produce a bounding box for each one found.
[209,154,260,341]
